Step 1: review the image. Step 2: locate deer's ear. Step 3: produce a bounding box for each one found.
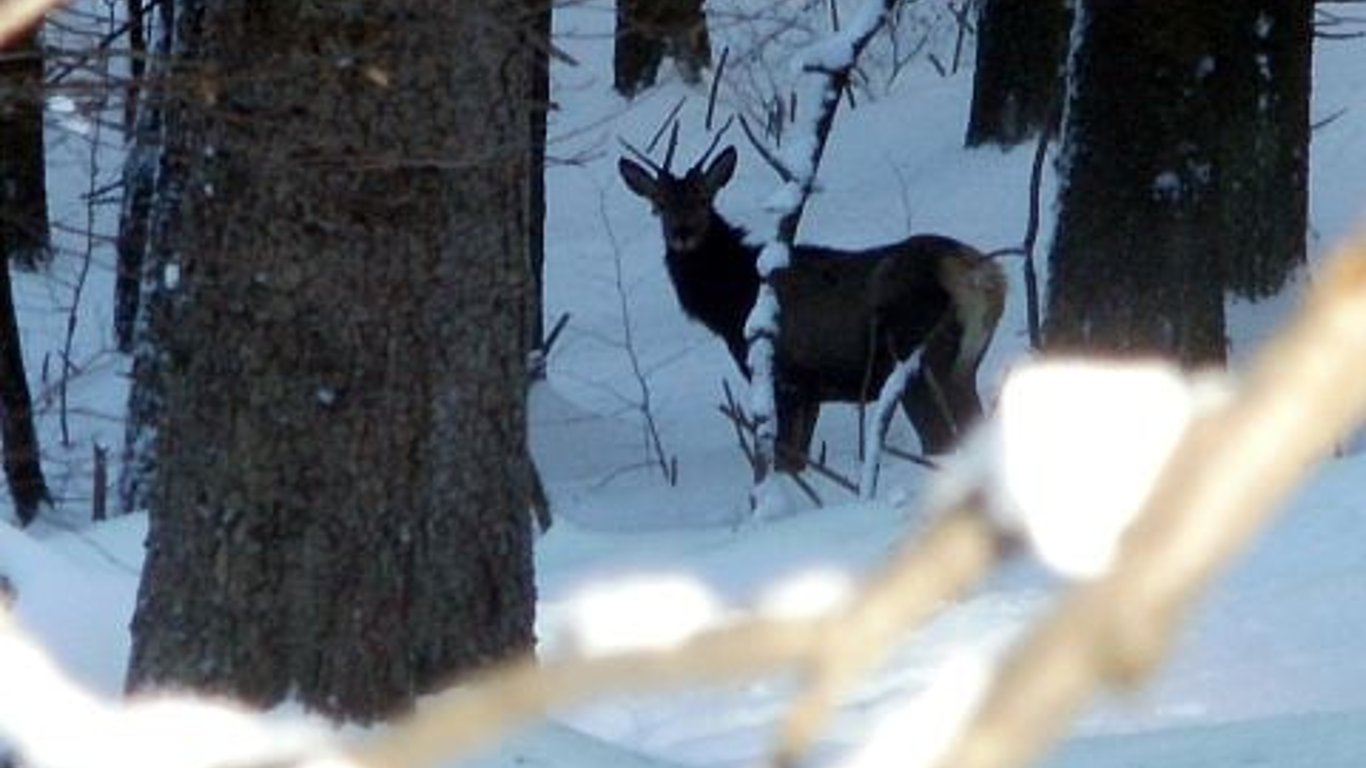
[701,147,737,195]
[619,158,660,201]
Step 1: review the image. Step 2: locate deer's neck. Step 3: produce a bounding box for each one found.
[664,212,762,372]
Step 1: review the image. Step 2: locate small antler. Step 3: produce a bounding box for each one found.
[662,121,681,172]
[697,115,735,169]
[621,114,733,178]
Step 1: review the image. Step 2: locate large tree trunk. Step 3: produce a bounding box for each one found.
[614,0,711,97]
[1045,0,1228,365]
[126,0,539,722]
[965,0,1070,148]
[1214,0,1313,298]
[0,23,49,268]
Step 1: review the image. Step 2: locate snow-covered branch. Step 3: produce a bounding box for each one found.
[745,0,898,510]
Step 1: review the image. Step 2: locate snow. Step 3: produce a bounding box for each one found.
[949,360,1232,579]
[3,1,1366,767]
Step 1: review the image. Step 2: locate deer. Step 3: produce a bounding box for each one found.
[619,143,1007,474]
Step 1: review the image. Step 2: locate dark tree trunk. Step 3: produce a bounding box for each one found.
[114,0,166,354]
[126,0,539,722]
[528,0,549,356]
[614,0,711,97]
[0,24,50,269]
[1045,0,1227,365]
[0,22,51,525]
[1214,0,1313,298]
[0,254,50,526]
[124,0,148,131]
[965,0,1070,148]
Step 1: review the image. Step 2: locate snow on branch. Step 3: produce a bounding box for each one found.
[745,0,898,509]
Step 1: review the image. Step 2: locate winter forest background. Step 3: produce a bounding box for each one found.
[2,0,1366,767]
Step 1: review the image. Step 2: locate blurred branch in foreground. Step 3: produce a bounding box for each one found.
[934,232,1366,768]
[350,229,1366,768]
[0,0,65,44]
[4,229,1366,767]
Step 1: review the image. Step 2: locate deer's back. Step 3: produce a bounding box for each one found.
[772,236,959,398]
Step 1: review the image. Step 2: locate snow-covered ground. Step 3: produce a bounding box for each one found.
[4,1,1366,766]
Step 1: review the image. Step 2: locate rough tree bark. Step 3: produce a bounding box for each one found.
[965,0,1070,148]
[126,0,540,722]
[614,0,711,97]
[1045,0,1229,365]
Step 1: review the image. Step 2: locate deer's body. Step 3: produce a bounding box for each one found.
[621,146,1005,471]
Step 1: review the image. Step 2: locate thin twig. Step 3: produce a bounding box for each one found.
[738,114,799,184]
[599,192,677,485]
[645,96,686,154]
[1021,109,1053,350]
[705,46,729,132]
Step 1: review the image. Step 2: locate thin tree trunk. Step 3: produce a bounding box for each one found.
[114,0,161,353]
[0,256,49,525]
[119,0,184,513]
[127,0,538,722]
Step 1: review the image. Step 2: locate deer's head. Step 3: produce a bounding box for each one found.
[619,145,737,253]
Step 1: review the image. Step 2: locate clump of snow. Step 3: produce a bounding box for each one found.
[934,360,1231,579]
[551,575,727,656]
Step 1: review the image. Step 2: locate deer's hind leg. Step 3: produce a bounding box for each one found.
[902,317,984,454]
[774,382,820,473]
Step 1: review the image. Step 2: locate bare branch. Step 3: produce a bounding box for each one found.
[698,115,736,168]
[705,46,730,132]
[738,115,800,185]
[645,96,686,154]
[1021,110,1055,350]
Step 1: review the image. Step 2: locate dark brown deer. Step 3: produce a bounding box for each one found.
[619,144,1006,472]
